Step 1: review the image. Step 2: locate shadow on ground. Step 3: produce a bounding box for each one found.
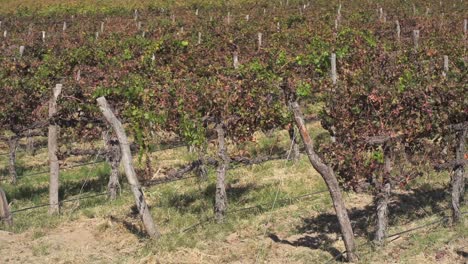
[268,186,450,260]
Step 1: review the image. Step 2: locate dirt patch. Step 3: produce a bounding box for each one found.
[0,218,143,263]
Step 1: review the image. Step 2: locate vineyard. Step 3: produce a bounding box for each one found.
[0,0,466,263]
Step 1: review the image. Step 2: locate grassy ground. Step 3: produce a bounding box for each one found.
[0,122,466,263]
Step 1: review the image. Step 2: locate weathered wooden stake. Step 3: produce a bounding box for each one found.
[3,30,6,38]
[257,32,262,50]
[100,21,104,33]
[331,53,337,85]
[48,84,62,215]
[413,29,420,51]
[134,9,139,21]
[97,97,160,238]
[62,21,67,32]
[195,9,199,16]
[227,12,231,25]
[8,137,18,184]
[233,51,239,69]
[396,20,401,41]
[464,19,467,37]
[197,32,202,45]
[443,55,449,77]
[0,188,12,226]
[289,101,357,262]
[19,46,25,57]
[42,31,46,42]
[76,69,81,82]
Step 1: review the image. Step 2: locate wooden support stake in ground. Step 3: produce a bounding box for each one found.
[42,31,46,42]
[8,136,18,184]
[19,46,25,57]
[198,32,202,45]
[331,53,337,85]
[48,84,62,215]
[413,29,420,51]
[443,55,449,77]
[257,32,262,50]
[214,122,229,222]
[62,21,67,32]
[0,187,12,226]
[97,96,160,238]
[396,20,401,42]
[233,51,239,69]
[289,101,357,262]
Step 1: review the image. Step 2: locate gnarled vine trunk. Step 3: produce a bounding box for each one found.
[103,131,121,201]
[452,128,466,224]
[374,145,393,245]
[214,122,229,222]
[288,125,300,162]
[0,187,12,226]
[8,136,18,185]
[290,102,357,262]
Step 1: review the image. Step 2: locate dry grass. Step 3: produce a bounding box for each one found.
[0,122,466,263]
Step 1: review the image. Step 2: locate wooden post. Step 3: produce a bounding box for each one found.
[97,97,160,238]
[3,30,6,38]
[76,69,81,82]
[19,46,25,57]
[134,9,138,21]
[7,137,18,184]
[195,9,199,16]
[42,31,46,42]
[443,55,449,77]
[95,32,99,40]
[289,101,357,262]
[100,22,104,33]
[257,32,262,50]
[233,51,239,69]
[0,188,12,226]
[396,20,401,42]
[197,32,202,45]
[464,19,467,38]
[62,21,67,32]
[331,53,337,85]
[214,122,229,222]
[48,84,62,215]
[227,12,231,25]
[413,30,420,51]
